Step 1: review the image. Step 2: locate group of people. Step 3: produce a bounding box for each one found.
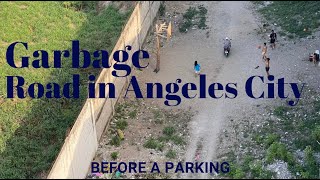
[261,30,277,77]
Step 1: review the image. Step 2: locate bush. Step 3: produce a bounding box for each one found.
[163,126,176,136]
[228,163,245,179]
[166,149,177,159]
[159,3,166,17]
[143,138,164,151]
[179,5,208,33]
[183,7,198,20]
[264,134,280,148]
[303,146,319,178]
[312,126,320,142]
[243,155,254,172]
[111,152,119,160]
[171,135,185,145]
[266,142,293,164]
[116,120,128,130]
[250,160,273,179]
[274,106,289,118]
[128,110,137,119]
[110,135,121,147]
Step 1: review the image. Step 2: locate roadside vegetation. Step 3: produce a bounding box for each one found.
[254,1,320,38]
[179,5,208,33]
[0,1,132,178]
[220,91,320,179]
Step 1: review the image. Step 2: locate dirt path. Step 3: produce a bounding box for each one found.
[136,1,320,179]
[138,1,269,178]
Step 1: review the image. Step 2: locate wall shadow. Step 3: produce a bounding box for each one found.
[0,2,133,178]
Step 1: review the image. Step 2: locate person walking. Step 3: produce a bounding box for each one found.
[270,30,277,49]
[194,61,201,77]
[265,57,270,77]
[262,42,267,60]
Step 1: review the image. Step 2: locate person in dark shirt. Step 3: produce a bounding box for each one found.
[270,30,277,49]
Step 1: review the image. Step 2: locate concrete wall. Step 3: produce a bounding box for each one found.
[47,1,161,178]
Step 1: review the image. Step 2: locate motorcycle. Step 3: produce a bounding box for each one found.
[223,38,232,57]
[224,47,230,57]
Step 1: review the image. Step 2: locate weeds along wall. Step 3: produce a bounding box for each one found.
[47,1,161,178]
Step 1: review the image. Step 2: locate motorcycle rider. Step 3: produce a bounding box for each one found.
[224,37,231,53]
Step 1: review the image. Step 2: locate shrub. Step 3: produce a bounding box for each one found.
[111,152,119,160]
[166,149,177,159]
[171,135,185,145]
[128,109,137,119]
[266,142,289,163]
[312,126,320,142]
[264,134,280,148]
[159,3,166,17]
[144,137,164,151]
[163,126,176,136]
[110,135,121,147]
[303,146,319,178]
[116,120,128,130]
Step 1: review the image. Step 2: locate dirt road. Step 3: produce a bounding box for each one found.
[125,1,320,178]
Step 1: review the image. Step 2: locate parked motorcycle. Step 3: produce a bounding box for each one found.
[224,37,232,57]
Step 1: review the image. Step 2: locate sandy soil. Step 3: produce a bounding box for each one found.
[92,1,320,179]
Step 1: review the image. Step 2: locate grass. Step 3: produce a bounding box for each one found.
[111,152,119,160]
[159,2,166,17]
[128,109,137,119]
[0,1,132,178]
[152,109,163,120]
[110,135,121,147]
[166,149,177,159]
[158,126,185,145]
[143,137,164,151]
[163,126,176,136]
[222,91,320,178]
[144,126,186,152]
[264,134,281,148]
[225,153,274,179]
[257,1,320,37]
[116,120,128,130]
[179,5,208,33]
[302,146,319,178]
[265,142,295,165]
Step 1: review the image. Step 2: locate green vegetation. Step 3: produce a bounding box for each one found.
[159,2,166,17]
[163,126,176,136]
[224,152,274,179]
[179,5,208,33]
[144,126,186,153]
[166,149,177,159]
[152,109,163,119]
[264,134,281,148]
[302,146,318,178]
[110,135,121,147]
[111,152,119,160]
[116,120,128,130]
[128,109,137,119]
[257,1,320,37]
[266,142,295,165]
[158,126,186,145]
[0,1,132,178]
[143,137,164,151]
[222,91,320,178]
